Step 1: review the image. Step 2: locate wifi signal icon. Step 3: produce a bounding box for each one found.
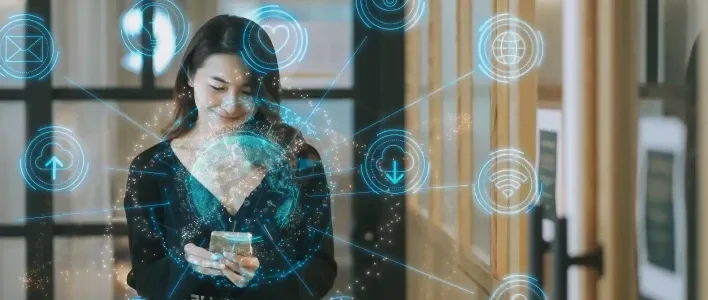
[489,169,528,198]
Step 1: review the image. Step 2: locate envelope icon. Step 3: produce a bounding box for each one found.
[4,35,44,63]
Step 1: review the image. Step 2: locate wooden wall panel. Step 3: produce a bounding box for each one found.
[596,0,639,298]
[698,3,708,299]
[490,0,511,279]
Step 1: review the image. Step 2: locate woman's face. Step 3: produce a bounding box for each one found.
[190,54,256,130]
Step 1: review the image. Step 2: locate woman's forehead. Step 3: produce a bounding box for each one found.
[198,54,250,83]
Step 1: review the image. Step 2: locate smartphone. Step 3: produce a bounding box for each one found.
[209,231,253,256]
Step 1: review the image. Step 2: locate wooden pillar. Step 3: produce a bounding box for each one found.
[515,0,537,275]
[596,0,639,298]
[456,0,474,254]
[427,0,443,227]
[490,0,511,278]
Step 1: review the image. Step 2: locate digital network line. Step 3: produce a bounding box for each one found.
[326,70,475,153]
[308,226,476,295]
[66,77,165,141]
[293,166,357,180]
[169,238,208,299]
[309,183,470,198]
[16,202,170,222]
[259,222,314,296]
[289,36,369,146]
[105,167,168,176]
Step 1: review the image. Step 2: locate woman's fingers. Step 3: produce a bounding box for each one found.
[191,264,222,276]
[184,243,221,261]
[222,267,250,288]
[223,253,260,272]
[186,254,225,270]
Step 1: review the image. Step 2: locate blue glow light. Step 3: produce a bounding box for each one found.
[119,0,190,58]
[477,13,544,83]
[360,129,430,195]
[472,149,541,215]
[0,14,60,80]
[241,5,308,73]
[355,0,425,31]
[20,126,89,192]
[120,4,183,76]
[490,274,548,300]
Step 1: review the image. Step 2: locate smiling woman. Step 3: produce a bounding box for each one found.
[123,14,337,300]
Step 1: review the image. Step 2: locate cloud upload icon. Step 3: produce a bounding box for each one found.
[35,142,73,171]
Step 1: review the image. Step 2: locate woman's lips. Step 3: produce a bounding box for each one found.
[211,110,244,122]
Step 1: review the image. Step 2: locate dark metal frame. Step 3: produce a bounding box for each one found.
[0,0,381,299]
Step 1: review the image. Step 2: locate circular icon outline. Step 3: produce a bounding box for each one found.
[20,126,89,192]
[490,275,548,300]
[0,14,60,80]
[361,129,430,195]
[119,0,190,58]
[355,0,426,31]
[477,13,544,83]
[473,149,541,215]
[241,5,308,74]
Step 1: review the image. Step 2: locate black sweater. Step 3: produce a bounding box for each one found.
[124,141,336,300]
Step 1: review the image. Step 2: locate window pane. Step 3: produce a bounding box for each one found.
[470,0,493,263]
[52,100,172,224]
[0,102,26,224]
[54,236,120,300]
[280,99,354,297]
[441,0,458,236]
[0,0,26,88]
[0,238,26,300]
[51,0,141,87]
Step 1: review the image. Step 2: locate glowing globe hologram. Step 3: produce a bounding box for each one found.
[473,149,540,215]
[242,5,308,74]
[20,126,89,192]
[490,275,548,300]
[186,131,299,232]
[119,0,190,58]
[355,0,425,31]
[361,129,430,195]
[0,14,60,80]
[477,13,544,83]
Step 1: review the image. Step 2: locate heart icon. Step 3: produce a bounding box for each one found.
[260,24,290,55]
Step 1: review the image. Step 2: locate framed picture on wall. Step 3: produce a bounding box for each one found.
[536,109,561,242]
[636,116,687,300]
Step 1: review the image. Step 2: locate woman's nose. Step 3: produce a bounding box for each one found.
[220,95,238,114]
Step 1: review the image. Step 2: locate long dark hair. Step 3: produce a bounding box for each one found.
[162,15,309,162]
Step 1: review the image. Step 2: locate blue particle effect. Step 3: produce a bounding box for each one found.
[472,149,541,215]
[19,126,89,192]
[477,13,544,83]
[0,14,60,80]
[241,5,308,74]
[355,0,425,31]
[360,129,430,195]
[119,0,190,58]
[142,129,332,288]
[490,275,547,300]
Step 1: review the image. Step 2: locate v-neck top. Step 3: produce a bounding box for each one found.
[124,141,336,300]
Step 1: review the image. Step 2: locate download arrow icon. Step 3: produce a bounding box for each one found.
[44,156,64,181]
[385,159,405,184]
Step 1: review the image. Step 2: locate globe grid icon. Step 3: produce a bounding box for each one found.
[492,31,526,66]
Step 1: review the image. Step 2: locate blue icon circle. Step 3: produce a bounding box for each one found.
[477,13,544,83]
[473,149,540,215]
[20,126,89,192]
[490,275,547,300]
[0,14,60,80]
[355,0,425,31]
[241,5,308,74]
[120,0,190,57]
[361,129,429,195]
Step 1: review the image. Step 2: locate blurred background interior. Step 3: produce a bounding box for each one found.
[0,0,705,299]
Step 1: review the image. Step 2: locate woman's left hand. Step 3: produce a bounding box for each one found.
[221,252,260,287]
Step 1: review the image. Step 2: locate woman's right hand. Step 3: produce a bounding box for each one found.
[184,243,224,276]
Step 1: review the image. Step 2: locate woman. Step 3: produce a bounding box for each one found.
[124,15,337,300]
